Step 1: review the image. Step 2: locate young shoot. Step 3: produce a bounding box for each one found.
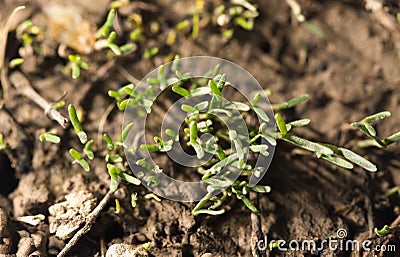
[0,133,6,153]
[351,111,400,148]
[68,54,89,79]
[68,104,88,144]
[69,148,90,172]
[39,132,61,144]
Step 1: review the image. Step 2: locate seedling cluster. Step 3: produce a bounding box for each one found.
[214,0,259,38]
[105,60,379,215]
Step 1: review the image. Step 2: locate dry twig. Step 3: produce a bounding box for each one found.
[57,189,115,257]
[0,6,26,100]
[9,71,69,128]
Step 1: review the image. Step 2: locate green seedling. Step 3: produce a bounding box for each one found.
[95,9,134,55]
[272,94,308,111]
[140,136,173,152]
[143,47,159,59]
[107,31,134,56]
[96,9,116,38]
[16,214,45,226]
[53,100,65,110]
[383,186,400,198]
[147,65,179,90]
[114,199,121,214]
[275,112,377,172]
[192,0,204,39]
[0,133,6,153]
[68,104,88,144]
[142,242,151,250]
[68,54,89,79]
[144,193,161,202]
[117,122,134,148]
[108,83,153,112]
[9,58,24,68]
[303,22,326,38]
[105,154,123,163]
[351,111,400,148]
[130,27,143,42]
[213,0,259,36]
[104,133,114,150]
[84,140,95,160]
[375,225,391,237]
[67,56,87,76]
[107,163,141,192]
[176,20,190,31]
[16,19,41,47]
[39,132,61,144]
[69,148,90,172]
[135,61,378,216]
[131,193,138,208]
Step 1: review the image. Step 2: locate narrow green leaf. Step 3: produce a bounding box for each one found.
[340,148,377,172]
[191,141,204,159]
[224,101,250,111]
[363,111,391,124]
[208,108,232,117]
[147,77,160,85]
[272,94,309,110]
[275,113,287,136]
[131,193,138,208]
[39,132,61,144]
[283,135,334,157]
[209,80,221,96]
[0,133,5,152]
[68,104,87,144]
[253,106,269,122]
[104,133,114,150]
[145,193,161,201]
[108,165,119,192]
[241,196,260,214]
[70,149,83,160]
[102,9,116,36]
[108,43,121,55]
[383,131,400,146]
[190,87,211,97]
[172,85,189,96]
[118,122,134,145]
[194,101,209,111]
[204,177,232,189]
[321,155,354,169]
[287,118,311,130]
[249,145,269,156]
[78,159,90,172]
[364,123,376,137]
[119,172,141,185]
[181,104,196,113]
[140,144,159,151]
[106,154,123,163]
[252,93,261,106]
[193,209,225,215]
[193,192,212,212]
[204,153,238,176]
[249,185,271,193]
[84,139,94,160]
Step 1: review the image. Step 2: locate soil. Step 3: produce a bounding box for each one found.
[1,0,400,256]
